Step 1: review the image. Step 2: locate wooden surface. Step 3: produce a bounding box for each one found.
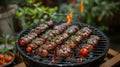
[100,49,120,67]
[14,62,26,67]
[14,48,120,67]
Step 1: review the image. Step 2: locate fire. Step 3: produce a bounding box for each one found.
[79,0,84,13]
[66,12,73,25]
[72,0,75,5]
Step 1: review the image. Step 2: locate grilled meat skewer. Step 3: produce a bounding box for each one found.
[19,20,53,46]
[56,27,93,58]
[25,23,69,52]
[87,35,100,47]
[80,35,100,56]
[37,26,79,57]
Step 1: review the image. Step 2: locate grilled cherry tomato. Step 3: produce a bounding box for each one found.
[67,45,71,48]
[26,47,32,52]
[79,48,89,56]
[19,40,25,46]
[0,60,3,65]
[0,54,4,60]
[4,55,13,62]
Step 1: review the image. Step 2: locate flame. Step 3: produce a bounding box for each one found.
[79,0,84,13]
[66,12,73,25]
[72,0,75,5]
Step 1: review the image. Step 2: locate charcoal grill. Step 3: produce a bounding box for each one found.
[16,20,109,67]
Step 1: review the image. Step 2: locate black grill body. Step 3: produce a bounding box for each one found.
[16,21,109,67]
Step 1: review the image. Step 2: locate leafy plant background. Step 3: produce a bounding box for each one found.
[15,0,120,31]
[0,34,15,54]
[16,0,58,29]
[58,0,120,31]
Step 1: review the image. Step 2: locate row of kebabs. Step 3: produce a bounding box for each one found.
[19,20,100,58]
[19,20,77,49]
[19,20,54,46]
[56,35,100,58]
[36,25,79,57]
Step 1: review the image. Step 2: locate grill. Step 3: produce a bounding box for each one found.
[16,20,109,67]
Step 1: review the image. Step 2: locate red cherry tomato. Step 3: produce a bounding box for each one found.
[4,55,13,63]
[0,60,3,65]
[79,48,89,56]
[67,45,71,48]
[0,54,4,60]
[19,40,25,46]
[26,47,32,52]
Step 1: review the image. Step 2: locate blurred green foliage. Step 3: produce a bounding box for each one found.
[58,0,120,31]
[16,0,58,29]
[0,34,14,53]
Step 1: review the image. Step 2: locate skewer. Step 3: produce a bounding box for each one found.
[25,23,69,52]
[56,27,92,58]
[37,25,79,57]
[19,20,53,46]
